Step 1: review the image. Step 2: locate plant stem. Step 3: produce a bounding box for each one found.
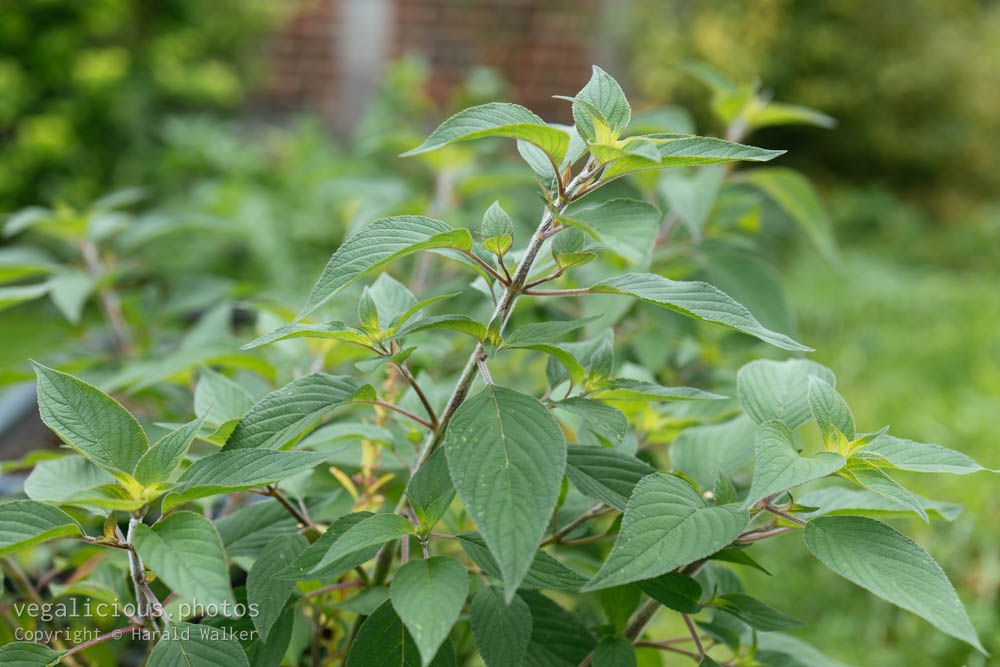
[560,531,617,546]
[541,503,611,546]
[62,624,142,659]
[303,579,366,599]
[682,613,706,660]
[634,640,700,659]
[367,160,600,592]
[459,248,509,285]
[2,557,83,665]
[736,525,795,542]
[79,239,132,355]
[521,287,591,296]
[267,485,313,528]
[764,504,808,527]
[360,399,435,430]
[393,362,439,427]
[125,513,154,624]
[476,356,493,385]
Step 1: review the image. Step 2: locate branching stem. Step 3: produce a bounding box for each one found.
[392,362,439,427]
[266,484,314,529]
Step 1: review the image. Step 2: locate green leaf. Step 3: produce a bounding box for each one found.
[248,534,308,641]
[301,421,394,449]
[754,632,851,667]
[346,600,456,667]
[0,500,82,557]
[511,343,588,386]
[670,416,756,490]
[591,379,726,402]
[482,201,514,239]
[556,199,659,263]
[504,316,600,346]
[241,321,371,350]
[565,444,655,510]
[804,516,984,652]
[163,450,330,511]
[444,385,567,600]
[456,532,587,590]
[748,102,836,131]
[134,416,207,486]
[369,272,418,326]
[588,274,810,351]
[0,283,49,313]
[556,398,627,443]
[745,420,845,508]
[334,586,390,615]
[570,66,631,141]
[589,137,662,165]
[358,286,381,331]
[406,447,455,529]
[854,434,992,474]
[600,585,641,632]
[0,642,64,666]
[216,498,324,558]
[841,462,928,522]
[743,167,838,264]
[356,346,416,373]
[552,226,584,256]
[637,572,703,613]
[798,487,963,522]
[469,587,532,667]
[146,622,250,667]
[592,636,637,667]
[659,165,725,239]
[738,359,836,429]
[277,511,382,580]
[601,135,784,182]
[389,314,488,342]
[386,292,461,335]
[584,474,748,590]
[32,361,148,474]
[47,270,95,323]
[808,376,856,443]
[194,368,255,425]
[132,511,235,609]
[710,547,771,575]
[62,483,146,512]
[308,514,414,576]
[520,591,596,667]
[390,556,469,667]
[24,455,114,505]
[402,102,569,163]
[222,373,366,451]
[0,246,55,284]
[298,216,472,319]
[712,593,804,631]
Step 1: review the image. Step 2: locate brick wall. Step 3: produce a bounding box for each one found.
[259,0,608,128]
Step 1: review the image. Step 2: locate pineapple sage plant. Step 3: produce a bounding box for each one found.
[0,67,992,666]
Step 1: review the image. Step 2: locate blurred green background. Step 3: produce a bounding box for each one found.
[1,1,997,665]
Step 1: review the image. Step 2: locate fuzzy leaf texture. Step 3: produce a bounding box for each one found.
[297,216,472,319]
[584,473,748,590]
[588,273,811,351]
[32,361,148,474]
[804,516,984,652]
[402,102,569,163]
[445,385,567,600]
